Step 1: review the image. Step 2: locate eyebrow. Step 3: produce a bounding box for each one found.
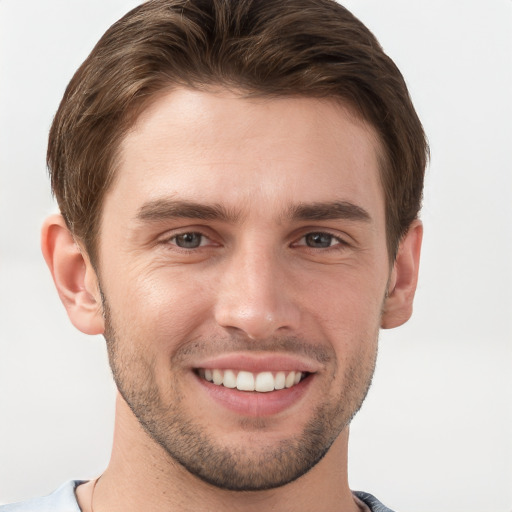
[137,199,240,223]
[287,201,371,223]
[136,199,371,224]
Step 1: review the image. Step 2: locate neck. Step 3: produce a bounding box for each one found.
[79,393,360,512]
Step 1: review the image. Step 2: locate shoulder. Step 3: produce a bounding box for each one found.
[353,490,396,512]
[0,481,84,512]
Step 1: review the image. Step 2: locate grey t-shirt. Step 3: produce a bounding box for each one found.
[0,481,395,512]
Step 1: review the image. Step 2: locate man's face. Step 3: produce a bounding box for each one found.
[95,88,390,490]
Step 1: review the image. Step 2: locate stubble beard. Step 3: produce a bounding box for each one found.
[101,293,378,492]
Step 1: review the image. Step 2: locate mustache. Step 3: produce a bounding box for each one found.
[172,334,333,366]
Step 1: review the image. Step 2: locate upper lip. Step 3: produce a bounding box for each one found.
[192,352,322,374]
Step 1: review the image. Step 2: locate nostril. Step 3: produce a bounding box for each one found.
[215,301,300,341]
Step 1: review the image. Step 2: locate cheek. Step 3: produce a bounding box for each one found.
[298,268,385,371]
[108,265,216,349]
[300,266,387,324]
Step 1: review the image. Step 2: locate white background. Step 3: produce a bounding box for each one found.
[0,1,511,510]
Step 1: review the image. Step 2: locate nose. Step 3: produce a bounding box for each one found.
[214,243,300,340]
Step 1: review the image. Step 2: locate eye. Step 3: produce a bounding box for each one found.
[298,232,343,249]
[171,232,207,249]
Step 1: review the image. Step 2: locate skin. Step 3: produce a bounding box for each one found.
[42,88,422,512]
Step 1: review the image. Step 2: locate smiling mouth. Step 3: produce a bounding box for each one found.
[197,369,309,393]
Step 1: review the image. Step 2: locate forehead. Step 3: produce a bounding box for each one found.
[108,88,384,224]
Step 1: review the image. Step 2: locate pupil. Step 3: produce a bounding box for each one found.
[176,233,201,248]
[306,233,332,248]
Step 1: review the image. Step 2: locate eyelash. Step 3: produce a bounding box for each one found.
[162,230,349,252]
[165,231,214,250]
[294,232,348,249]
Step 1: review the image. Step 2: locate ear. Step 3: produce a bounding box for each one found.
[41,214,105,335]
[381,220,423,329]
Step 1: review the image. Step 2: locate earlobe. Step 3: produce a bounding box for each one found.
[41,214,105,335]
[381,220,423,329]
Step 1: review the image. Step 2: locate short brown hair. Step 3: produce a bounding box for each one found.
[48,0,428,263]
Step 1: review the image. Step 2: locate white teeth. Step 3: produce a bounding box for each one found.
[223,369,237,388]
[236,371,255,391]
[275,371,286,390]
[285,372,295,388]
[255,372,275,393]
[212,369,223,385]
[201,369,305,392]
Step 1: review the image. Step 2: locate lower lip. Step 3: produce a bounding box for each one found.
[195,373,314,417]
